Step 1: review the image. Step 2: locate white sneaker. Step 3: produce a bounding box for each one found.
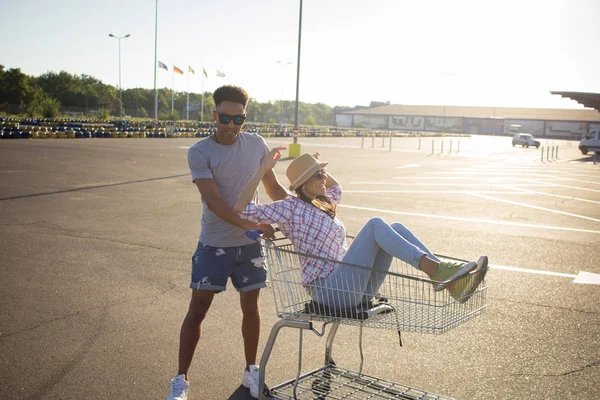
[166,374,189,400]
[242,365,260,399]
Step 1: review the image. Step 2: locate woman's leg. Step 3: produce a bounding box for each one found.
[362,221,439,295]
[313,217,432,308]
[389,222,440,263]
[346,218,430,269]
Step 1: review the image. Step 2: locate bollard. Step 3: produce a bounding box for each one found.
[431,140,435,155]
[440,140,444,154]
[457,140,460,153]
[556,146,559,159]
[546,146,550,160]
[449,140,453,154]
[389,135,392,152]
[551,146,555,160]
[418,137,421,150]
[541,146,544,161]
[361,135,365,148]
[371,134,375,148]
[594,153,597,165]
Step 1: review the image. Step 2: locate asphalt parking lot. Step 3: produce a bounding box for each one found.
[1,135,598,400]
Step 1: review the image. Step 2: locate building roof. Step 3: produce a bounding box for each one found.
[550,91,600,112]
[341,104,600,122]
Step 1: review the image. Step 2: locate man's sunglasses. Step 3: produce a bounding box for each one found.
[216,111,246,125]
[312,169,327,179]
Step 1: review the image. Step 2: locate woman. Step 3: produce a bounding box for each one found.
[235,149,487,309]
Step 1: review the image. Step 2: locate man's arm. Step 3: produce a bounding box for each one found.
[194,178,272,233]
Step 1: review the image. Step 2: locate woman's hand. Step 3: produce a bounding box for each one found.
[261,146,286,170]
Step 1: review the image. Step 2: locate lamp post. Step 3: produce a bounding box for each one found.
[108,33,131,118]
[276,60,292,123]
[153,0,159,122]
[293,0,303,145]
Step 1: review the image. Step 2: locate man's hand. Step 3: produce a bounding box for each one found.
[257,223,276,240]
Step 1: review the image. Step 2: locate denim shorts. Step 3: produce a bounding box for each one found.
[190,241,267,292]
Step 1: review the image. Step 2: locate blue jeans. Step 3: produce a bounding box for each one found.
[311,217,439,309]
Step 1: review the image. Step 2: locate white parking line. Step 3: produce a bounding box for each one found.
[526,179,600,194]
[428,172,600,185]
[345,187,600,205]
[490,265,600,285]
[467,192,600,223]
[345,190,528,194]
[351,181,555,187]
[497,185,600,205]
[338,204,600,234]
[395,164,421,169]
[491,264,576,278]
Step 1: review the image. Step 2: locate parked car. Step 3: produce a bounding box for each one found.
[579,129,600,155]
[512,133,540,148]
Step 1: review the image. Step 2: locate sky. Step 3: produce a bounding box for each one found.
[1,0,599,109]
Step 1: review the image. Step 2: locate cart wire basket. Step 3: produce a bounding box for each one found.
[254,231,489,400]
[270,365,453,400]
[262,235,488,335]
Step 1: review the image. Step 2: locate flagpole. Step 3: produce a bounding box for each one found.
[171,66,174,115]
[201,78,205,122]
[153,0,158,121]
[186,68,190,121]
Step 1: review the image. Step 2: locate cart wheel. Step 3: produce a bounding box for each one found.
[261,383,276,399]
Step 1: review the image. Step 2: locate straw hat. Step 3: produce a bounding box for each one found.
[286,153,329,191]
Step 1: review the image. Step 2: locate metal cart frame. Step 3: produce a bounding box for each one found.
[256,234,488,400]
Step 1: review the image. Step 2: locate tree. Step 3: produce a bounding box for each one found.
[0,66,35,109]
[304,115,316,126]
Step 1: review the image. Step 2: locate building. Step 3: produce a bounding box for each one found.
[335,94,600,140]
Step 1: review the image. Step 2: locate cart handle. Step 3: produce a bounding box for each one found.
[246,228,281,241]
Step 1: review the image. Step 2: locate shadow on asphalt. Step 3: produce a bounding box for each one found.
[227,385,254,400]
[0,173,189,201]
[570,155,599,163]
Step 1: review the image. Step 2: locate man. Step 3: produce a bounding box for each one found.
[166,85,288,400]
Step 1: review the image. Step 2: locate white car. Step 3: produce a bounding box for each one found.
[579,129,600,155]
[512,133,540,148]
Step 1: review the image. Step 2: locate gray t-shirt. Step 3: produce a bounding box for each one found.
[188,132,269,247]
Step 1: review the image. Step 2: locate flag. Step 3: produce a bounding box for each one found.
[216,70,226,78]
[188,66,195,74]
[202,67,208,79]
[158,61,168,71]
[174,66,184,75]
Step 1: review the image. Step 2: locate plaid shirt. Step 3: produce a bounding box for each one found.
[241,185,347,284]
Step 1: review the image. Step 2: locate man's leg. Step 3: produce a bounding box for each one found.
[239,288,261,368]
[178,290,216,379]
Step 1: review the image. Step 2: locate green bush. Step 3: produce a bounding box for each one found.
[98,108,110,120]
[137,106,148,118]
[40,97,61,118]
[159,110,179,121]
[304,115,316,126]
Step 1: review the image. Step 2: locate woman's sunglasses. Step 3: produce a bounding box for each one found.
[311,169,327,179]
[216,111,246,125]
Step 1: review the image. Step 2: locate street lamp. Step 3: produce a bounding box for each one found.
[108,33,131,118]
[293,0,303,146]
[276,60,292,123]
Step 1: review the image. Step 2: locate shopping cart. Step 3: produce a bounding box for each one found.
[250,231,489,400]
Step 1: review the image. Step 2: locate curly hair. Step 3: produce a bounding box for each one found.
[213,85,249,108]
